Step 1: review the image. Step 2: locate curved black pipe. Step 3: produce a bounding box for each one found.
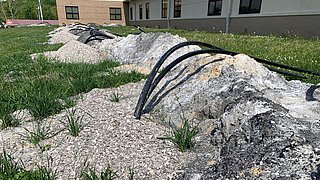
[146,49,309,115]
[306,85,320,101]
[134,25,146,33]
[84,34,114,44]
[148,49,232,98]
[85,37,106,44]
[69,27,93,35]
[253,57,320,76]
[134,41,224,119]
[266,66,307,79]
[133,41,320,119]
[74,22,86,26]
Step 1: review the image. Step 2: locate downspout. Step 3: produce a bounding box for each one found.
[226,0,233,33]
[134,2,136,26]
[38,0,44,22]
[167,0,171,28]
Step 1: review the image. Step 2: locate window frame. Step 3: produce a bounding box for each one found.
[161,0,168,18]
[65,6,79,20]
[174,0,181,18]
[207,0,222,16]
[139,4,143,20]
[239,0,262,14]
[145,2,150,19]
[109,7,122,20]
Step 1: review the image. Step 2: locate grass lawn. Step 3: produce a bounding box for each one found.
[0,26,145,128]
[105,26,320,83]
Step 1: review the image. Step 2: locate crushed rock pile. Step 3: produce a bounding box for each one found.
[42,40,107,64]
[36,25,198,66]
[47,26,78,44]
[96,32,199,73]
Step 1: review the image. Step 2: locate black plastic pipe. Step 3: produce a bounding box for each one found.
[134,41,224,119]
[134,41,320,119]
[84,34,114,44]
[266,66,307,79]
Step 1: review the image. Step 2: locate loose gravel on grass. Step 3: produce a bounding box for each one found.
[0,81,194,179]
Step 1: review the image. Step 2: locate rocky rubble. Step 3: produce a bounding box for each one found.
[141,53,320,179]
[35,26,198,67]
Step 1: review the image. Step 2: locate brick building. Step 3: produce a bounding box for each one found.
[56,0,129,25]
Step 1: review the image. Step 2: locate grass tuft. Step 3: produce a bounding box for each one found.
[0,114,20,130]
[61,108,88,137]
[0,149,57,179]
[80,164,119,180]
[128,166,135,180]
[109,92,121,102]
[158,117,199,152]
[23,120,59,145]
[0,149,22,179]
[19,156,57,180]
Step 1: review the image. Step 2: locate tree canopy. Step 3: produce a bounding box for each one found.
[0,0,57,21]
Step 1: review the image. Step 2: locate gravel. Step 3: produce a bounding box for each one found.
[0,81,195,179]
[47,27,78,45]
[43,40,108,64]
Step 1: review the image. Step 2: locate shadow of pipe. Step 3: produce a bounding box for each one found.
[143,58,224,114]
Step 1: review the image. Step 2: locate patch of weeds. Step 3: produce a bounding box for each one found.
[23,120,59,145]
[17,156,57,180]
[61,108,90,137]
[158,96,199,152]
[0,149,57,180]
[109,92,121,103]
[38,144,52,153]
[0,149,22,179]
[23,79,66,121]
[0,89,21,129]
[0,114,20,129]
[128,166,135,180]
[158,117,199,152]
[80,163,119,180]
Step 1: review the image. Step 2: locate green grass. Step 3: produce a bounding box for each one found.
[103,26,320,84]
[23,120,59,145]
[109,92,121,103]
[0,149,57,180]
[80,162,119,180]
[158,117,199,152]
[61,108,88,137]
[0,27,146,127]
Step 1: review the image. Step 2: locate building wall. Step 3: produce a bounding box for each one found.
[129,0,320,37]
[230,14,320,37]
[56,0,128,25]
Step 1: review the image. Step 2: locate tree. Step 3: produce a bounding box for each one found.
[0,0,57,21]
[0,0,19,20]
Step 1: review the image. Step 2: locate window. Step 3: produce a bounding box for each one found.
[65,6,79,20]
[239,0,262,14]
[145,2,150,19]
[174,0,181,18]
[208,0,222,16]
[139,4,143,19]
[162,0,168,18]
[130,7,133,20]
[110,8,121,20]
